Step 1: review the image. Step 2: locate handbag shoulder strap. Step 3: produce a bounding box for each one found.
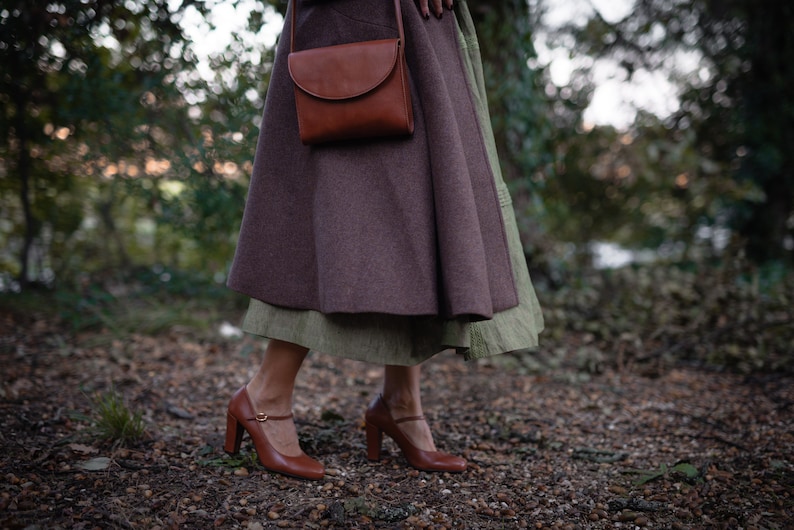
[290,0,406,54]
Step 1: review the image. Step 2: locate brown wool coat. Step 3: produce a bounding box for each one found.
[227,0,518,321]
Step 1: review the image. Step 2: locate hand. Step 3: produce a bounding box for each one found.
[416,0,453,20]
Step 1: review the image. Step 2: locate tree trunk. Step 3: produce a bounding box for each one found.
[733,0,794,263]
[12,86,36,289]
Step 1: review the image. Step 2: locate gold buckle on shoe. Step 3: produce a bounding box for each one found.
[255,413,268,422]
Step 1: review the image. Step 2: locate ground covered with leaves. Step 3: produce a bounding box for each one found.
[1,290,793,529]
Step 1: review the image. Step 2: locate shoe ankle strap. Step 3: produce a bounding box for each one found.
[250,412,294,423]
[394,415,426,424]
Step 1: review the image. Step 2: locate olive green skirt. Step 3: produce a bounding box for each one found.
[241,1,543,365]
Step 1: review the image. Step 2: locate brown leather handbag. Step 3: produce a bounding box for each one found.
[287,0,415,145]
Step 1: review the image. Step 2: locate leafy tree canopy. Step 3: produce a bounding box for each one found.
[2,0,792,295]
[551,0,794,263]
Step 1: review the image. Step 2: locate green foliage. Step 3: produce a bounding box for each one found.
[158,19,275,268]
[538,257,794,373]
[470,1,559,262]
[1,0,207,285]
[200,450,259,470]
[55,285,118,332]
[471,0,556,186]
[59,267,245,340]
[0,266,247,350]
[626,462,700,486]
[0,0,271,289]
[553,0,794,264]
[535,115,766,265]
[90,388,145,446]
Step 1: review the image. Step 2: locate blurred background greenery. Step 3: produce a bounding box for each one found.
[1,0,792,371]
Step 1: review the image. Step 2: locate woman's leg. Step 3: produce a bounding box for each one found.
[382,364,437,452]
[246,338,309,457]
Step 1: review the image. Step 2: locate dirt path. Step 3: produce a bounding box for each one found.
[1,311,792,529]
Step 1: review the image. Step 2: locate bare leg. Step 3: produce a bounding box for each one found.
[246,339,309,457]
[382,364,437,452]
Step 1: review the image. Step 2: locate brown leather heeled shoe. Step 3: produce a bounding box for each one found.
[224,385,325,480]
[365,394,467,473]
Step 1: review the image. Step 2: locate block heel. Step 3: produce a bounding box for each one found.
[225,413,244,454]
[366,422,383,461]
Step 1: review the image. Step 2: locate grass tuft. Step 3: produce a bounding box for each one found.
[91,388,145,445]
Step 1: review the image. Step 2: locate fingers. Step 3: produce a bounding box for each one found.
[415,0,429,19]
[417,0,452,19]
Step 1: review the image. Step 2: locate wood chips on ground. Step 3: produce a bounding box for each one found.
[1,310,792,529]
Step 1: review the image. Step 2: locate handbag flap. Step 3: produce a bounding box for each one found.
[288,39,400,101]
